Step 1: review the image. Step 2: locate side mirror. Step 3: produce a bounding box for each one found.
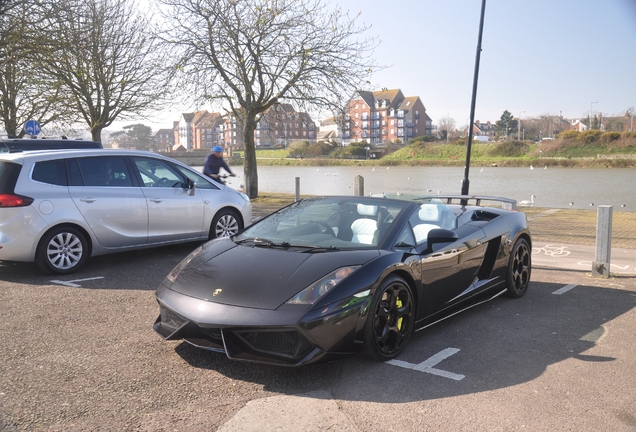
[186,179,197,196]
[427,228,458,246]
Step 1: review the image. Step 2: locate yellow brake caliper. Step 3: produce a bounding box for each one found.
[395,297,403,330]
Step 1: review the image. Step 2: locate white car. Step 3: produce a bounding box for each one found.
[0,149,251,274]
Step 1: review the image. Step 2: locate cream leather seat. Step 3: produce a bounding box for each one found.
[351,203,379,245]
[351,218,378,244]
[412,203,442,243]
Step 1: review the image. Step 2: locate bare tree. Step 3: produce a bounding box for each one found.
[0,6,76,137]
[437,115,456,142]
[32,0,173,142]
[0,0,21,17]
[158,0,379,198]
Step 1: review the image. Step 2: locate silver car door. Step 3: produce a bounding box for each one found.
[68,156,148,248]
[131,157,206,243]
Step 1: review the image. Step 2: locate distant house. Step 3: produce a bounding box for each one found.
[193,112,225,150]
[174,111,226,151]
[571,120,588,132]
[343,88,431,146]
[152,129,175,152]
[317,116,344,144]
[464,120,496,139]
[255,103,316,147]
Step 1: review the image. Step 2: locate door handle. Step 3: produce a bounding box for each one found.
[150,198,163,203]
[80,197,96,203]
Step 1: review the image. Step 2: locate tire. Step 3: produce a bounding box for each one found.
[363,275,414,361]
[209,209,242,239]
[35,226,89,275]
[506,238,531,298]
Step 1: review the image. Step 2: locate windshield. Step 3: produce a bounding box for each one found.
[236,197,409,249]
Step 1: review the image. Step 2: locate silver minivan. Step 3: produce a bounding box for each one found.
[0,149,252,274]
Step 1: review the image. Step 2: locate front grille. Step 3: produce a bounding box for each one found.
[233,329,313,359]
[199,327,223,343]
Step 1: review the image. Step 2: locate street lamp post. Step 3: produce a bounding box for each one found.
[518,111,525,140]
[590,101,598,130]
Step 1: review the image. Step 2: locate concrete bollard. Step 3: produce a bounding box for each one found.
[354,175,364,196]
[295,177,300,202]
[592,205,613,278]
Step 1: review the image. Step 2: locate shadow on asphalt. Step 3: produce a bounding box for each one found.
[0,241,202,290]
[172,278,636,403]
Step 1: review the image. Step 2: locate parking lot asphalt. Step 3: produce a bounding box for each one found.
[1,201,635,431]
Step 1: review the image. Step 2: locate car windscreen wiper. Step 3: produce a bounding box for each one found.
[234,237,273,246]
[294,244,340,253]
[235,237,340,251]
[235,237,292,248]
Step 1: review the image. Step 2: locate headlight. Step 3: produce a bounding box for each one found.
[166,246,203,283]
[286,266,359,305]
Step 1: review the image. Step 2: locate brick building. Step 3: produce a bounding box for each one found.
[255,104,316,147]
[343,89,432,145]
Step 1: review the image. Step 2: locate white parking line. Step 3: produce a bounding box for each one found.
[576,261,632,271]
[50,277,105,287]
[386,347,465,380]
[552,284,577,295]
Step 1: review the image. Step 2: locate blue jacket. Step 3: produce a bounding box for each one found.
[203,154,233,177]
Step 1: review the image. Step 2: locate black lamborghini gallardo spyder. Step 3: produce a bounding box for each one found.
[154,195,531,366]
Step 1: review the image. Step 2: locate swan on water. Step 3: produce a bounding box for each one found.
[518,195,536,206]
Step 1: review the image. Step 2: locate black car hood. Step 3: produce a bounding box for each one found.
[168,244,380,310]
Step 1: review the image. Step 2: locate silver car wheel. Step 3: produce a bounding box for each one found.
[47,232,84,270]
[36,226,89,274]
[214,213,240,238]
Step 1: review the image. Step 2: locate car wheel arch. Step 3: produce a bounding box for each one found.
[40,223,93,254]
[35,223,93,274]
[361,273,416,360]
[209,206,243,240]
[354,268,419,337]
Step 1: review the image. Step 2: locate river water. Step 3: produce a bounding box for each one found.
[197,165,635,212]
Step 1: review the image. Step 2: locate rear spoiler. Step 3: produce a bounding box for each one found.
[416,195,517,210]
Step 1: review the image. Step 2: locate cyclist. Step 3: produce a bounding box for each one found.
[203,146,236,182]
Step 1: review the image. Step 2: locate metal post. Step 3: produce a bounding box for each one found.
[592,205,613,278]
[354,175,364,196]
[295,177,300,202]
[461,0,487,199]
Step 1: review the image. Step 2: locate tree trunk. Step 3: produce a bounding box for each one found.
[242,115,258,199]
[91,125,103,142]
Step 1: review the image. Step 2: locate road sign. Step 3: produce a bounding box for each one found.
[25,119,41,135]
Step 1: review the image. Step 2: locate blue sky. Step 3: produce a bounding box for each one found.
[120,0,636,131]
[335,0,636,127]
